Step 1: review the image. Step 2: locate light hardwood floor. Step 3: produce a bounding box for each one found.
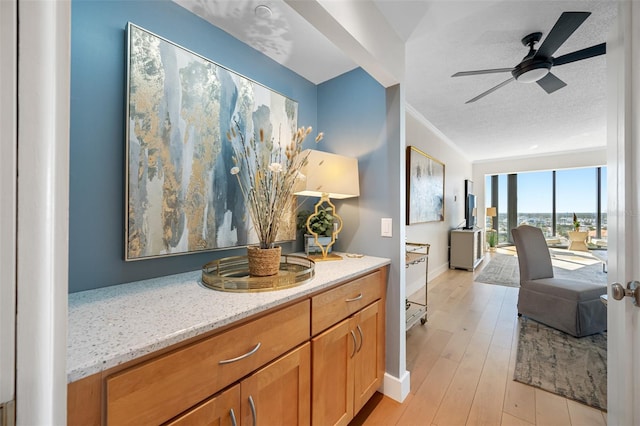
[351,253,607,426]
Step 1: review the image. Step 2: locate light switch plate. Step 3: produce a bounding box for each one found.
[381,218,392,237]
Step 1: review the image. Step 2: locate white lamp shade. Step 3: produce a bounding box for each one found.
[295,150,360,199]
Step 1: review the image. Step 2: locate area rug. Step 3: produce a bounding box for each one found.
[514,317,607,411]
[474,249,607,288]
[474,253,520,287]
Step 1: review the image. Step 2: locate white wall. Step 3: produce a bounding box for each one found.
[405,106,473,294]
[472,148,607,227]
[0,0,17,409]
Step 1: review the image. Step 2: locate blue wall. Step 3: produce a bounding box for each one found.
[69,0,317,292]
[317,69,404,378]
[317,68,395,258]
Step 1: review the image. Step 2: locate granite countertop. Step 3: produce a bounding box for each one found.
[67,254,390,383]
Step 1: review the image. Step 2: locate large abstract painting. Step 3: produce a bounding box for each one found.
[125,23,298,260]
[406,146,445,224]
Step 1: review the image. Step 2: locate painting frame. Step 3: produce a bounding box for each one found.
[124,23,298,261]
[406,146,445,225]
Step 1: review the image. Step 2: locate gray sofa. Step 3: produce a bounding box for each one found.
[511,225,607,337]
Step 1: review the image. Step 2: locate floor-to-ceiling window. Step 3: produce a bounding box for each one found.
[517,171,553,236]
[556,168,598,239]
[597,168,607,244]
[485,166,607,247]
[485,174,511,244]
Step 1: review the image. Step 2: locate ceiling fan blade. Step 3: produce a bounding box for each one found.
[536,12,591,59]
[536,72,567,94]
[452,68,513,77]
[465,77,515,104]
[553,42,606,66]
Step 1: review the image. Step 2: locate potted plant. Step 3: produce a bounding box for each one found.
[228,120,323,276]
[487,230,497,252]
[297,208,334,255]
[573,213,580,231]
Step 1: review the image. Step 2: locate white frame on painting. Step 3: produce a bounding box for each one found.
[125,23,298,261]
[406,146,445,225]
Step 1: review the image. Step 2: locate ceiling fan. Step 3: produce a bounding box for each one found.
[452,11,606,104]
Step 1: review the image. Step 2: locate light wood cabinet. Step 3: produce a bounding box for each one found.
[106,301,310,426]
[352,301,385,413]
[68,267,387,426]
[312,300,384,426]
[241,343,310,426]
[311,269,384,336]
[165,383,240,426]
[311,318,353,426]
[169,343,310,426]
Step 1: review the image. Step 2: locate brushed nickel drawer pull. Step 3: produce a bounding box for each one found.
[249,395,257,426]
[219,342,261,364]
[230,408,237,426]
[346,293,363,302]
[350,330,357,358]
[356,324,364,352]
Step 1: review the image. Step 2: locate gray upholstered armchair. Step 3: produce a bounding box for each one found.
[511,225,607,337]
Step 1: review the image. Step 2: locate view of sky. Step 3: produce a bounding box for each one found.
[485,167,607,214]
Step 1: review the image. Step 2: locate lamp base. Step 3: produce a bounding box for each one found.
[308,252,343,261]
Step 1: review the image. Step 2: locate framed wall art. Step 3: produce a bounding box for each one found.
[125,23,298,260]
[406,146,445,225]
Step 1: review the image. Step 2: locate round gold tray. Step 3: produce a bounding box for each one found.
[202,254,315,292]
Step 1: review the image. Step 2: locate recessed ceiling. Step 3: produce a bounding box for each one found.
[174,0,617,162]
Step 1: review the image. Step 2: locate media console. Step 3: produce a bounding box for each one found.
[450,228,483,271]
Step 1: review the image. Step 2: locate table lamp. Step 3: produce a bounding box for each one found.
[486,207,497,229]
[294,150,360,261]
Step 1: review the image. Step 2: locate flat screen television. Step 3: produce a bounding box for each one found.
[464,193,476,229]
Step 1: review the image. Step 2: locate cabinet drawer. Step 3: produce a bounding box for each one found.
[107,300,310,426]
[311,270,384,335]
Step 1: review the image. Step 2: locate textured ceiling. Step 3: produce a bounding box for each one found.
[173,0,357,84]
[175,0,617,162]
[398,1,615,162]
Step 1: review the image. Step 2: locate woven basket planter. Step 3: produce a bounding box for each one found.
[247,245,282,277]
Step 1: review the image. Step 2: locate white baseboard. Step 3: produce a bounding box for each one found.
[381,370,410,402]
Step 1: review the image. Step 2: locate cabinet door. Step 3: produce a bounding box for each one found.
[165,384,240,426]
[241,343,310,426]
[311,319,355,426]
[352,301,384,414]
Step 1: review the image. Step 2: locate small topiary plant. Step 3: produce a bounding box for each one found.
[297,208,334,237]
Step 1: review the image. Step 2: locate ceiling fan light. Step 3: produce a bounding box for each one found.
[516,67,549,83]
